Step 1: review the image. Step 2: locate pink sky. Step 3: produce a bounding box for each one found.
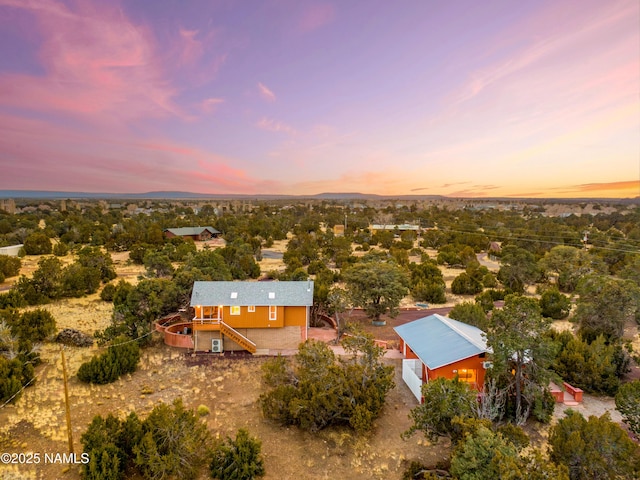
[0,0,638,198]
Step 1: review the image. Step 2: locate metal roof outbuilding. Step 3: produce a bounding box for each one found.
[394,314,491,370]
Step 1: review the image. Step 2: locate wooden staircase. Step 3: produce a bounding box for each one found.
[220,321,257,354]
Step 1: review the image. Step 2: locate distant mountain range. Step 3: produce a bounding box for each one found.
[0,190,445,200]
[0,190,637,203]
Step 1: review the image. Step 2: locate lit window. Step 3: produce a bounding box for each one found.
[457,369,477,383]
[269,305,277,321]
[230,306,240,315]
[248,305,255,312]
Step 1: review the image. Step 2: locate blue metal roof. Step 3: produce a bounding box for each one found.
[394,314,490,369]
[191,280,314,307]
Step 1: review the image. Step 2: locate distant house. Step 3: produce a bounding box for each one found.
[159,281,314,354]
[163,226,220,241]
[0,244,23,257]
[488,241,502,260]
[370,224,420,232]
[394,314,491,402]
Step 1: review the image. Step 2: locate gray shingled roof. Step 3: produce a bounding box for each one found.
[394,314,490,370]
[164,226,220,236]
[190,281,314,307]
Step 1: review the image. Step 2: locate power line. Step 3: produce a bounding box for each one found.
[0,329,156,410]
[436,227,640,255]
[0,368,41,409]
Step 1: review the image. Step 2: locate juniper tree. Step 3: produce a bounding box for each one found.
[210,429,265,480]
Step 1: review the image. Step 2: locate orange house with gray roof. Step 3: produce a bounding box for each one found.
[171,280,315,354]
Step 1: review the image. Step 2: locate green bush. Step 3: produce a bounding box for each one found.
[451,272,483,295]
[0,357,28,404]
[482,272,497,288]
[6,308,56,342]
[549,410,640,480]
[539,288,571,319]
[61,264,102,297]
[197,405,210,417]
[53,242,69,257]
[403,377,478,443]
[552,334,625,395]
[77,246,117,282]
[23,231,52,255]
[134,399,211,480]
[0,290,25,309]
[448,301,488,330]
[409,259,447,304]
[77,338,140,384]
[259,333,394,433]
[100,284,117,302]
[615,380,640,436]
[0,254,21,278]
[210,429,265,480]
[80,412,142,480]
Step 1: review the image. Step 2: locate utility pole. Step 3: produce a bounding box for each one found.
[582,230,589,250]
[60,347,74,454]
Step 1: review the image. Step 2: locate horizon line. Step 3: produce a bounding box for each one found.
[0,189,638,202]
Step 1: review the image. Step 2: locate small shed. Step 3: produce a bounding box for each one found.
[394,314,491,402]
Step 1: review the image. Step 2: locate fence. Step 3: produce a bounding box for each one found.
[402,358,423,402]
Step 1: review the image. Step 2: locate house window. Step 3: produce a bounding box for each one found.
[248,305,255,313]
[456,368,477,384]
[230,306,241,316]
[269,305,277,321]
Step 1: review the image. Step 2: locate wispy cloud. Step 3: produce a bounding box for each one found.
[0,112,267,193]
[178,28,204,65]
[201,97,224,113]
[565,180,640,195]
[171,26,226,87]
[256,117,296,135]
[440,182,471,189]
[258,82,276,102]
[0,0,183,122]
[572,180,639,192]
[450,1,637,107]
[448,185,500,197]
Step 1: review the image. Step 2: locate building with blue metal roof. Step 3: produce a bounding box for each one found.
[394,314,491,402]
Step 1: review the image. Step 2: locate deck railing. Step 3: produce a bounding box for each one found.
[192,316,222,326]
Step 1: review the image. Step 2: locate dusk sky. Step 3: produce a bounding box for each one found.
[0,0,638,198]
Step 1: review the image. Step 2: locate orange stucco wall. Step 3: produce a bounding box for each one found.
[428,356,486,390]
[194,305,308,330]
[222,305,284,328]
[164,323,195,348]
[399,339,487,390]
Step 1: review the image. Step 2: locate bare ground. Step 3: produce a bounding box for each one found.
[0,338,442,480]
